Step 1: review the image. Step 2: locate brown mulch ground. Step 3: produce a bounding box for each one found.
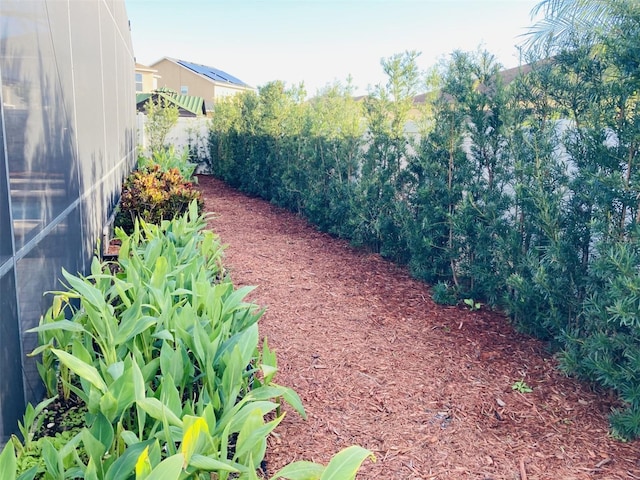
[198,175,640,480]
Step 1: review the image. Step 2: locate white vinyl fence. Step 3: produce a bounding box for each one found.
[137,113,211,171]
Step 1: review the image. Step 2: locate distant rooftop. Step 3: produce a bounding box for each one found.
[136,88,206,117]
[172,58,250,87]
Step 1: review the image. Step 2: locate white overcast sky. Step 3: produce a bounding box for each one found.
[125,0,542,96]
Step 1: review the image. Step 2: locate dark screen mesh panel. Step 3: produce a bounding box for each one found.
[0,112,11,264]
[0,0,136,442]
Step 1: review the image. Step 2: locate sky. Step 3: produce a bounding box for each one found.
[125,0,543,96]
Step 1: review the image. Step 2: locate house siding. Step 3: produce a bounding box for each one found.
[135,64,158,93]
[151,58,252,110]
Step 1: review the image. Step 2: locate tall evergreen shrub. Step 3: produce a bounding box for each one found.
[206,24,640,436]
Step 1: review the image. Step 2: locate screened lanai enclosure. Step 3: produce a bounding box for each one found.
[0,0,136,442]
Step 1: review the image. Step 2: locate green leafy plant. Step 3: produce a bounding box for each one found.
[431,281,458,306]
[16,398,57,450]
[143,97,179,154]
[270,445,375,480]
[12,429,82,477]
[137,145,197,181]
[463,298,482,311]
[17,204,374,479]
[114,165,202,234]
[511,380,533,394]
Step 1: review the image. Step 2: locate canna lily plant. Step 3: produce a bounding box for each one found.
[8,202,373,479]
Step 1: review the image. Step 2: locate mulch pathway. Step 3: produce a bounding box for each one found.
[198,175,640,480]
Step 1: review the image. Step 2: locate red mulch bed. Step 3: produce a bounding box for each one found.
[198,175,640,480]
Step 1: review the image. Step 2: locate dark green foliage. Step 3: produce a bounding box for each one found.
[558,239,640,439]
[207,26,640,436]
[431,281,458,306]
[208,79,364,240]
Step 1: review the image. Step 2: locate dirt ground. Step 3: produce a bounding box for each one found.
[198,175,640,480]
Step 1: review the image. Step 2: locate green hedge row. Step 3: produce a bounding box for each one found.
[208,41,640,438]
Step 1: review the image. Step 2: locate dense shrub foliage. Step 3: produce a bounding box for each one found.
[208,9,640,438]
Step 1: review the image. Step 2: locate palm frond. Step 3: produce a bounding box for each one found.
[523,0,626,53]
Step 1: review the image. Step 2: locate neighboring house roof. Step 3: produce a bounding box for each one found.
[411,63,535,105]
[496,63,534,86]
[136,88,206,117]
[177,59,250,87]
[154,57,252,88]
[135,62,158,74]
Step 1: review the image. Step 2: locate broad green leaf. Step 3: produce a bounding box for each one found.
[61,269,108,310]
[84,458,99,480]
[216,324,258,369]
[135,446,152,480]
[150,256,170,290]
[136,398,183,427]
[131,357,146,401]
[107,361,125,381]
[0,441,16,480]
[152,329,174,341]
[25,320,86,334]
[160,342,184,387]
[243,385,306,420]
[270,461,325,480]
[147,453,185,479]
[170,288,193,296]
[278,385,307,420]
[41,439,63,480]
[84,303,116,353]
[87,384,103,414]
[234,410,283,465]
[201,403,217,434]
[71,339,94,365]
[220,348,244,408]
[181,417,209,465]
[159,374,182,419]
[120,430,140,447]
[114,306,156,345]
[188,453,242,472]
[99,391,118,423]
[90,412,114,452]
[261,364,278,383]
[111,276,133,309]
[51,348,107,393]
[188,198,198,221]
[191,320,207,368]
[319,446,375,480]
[221,285,256,318]
[104,439,154,480]
[16,466,38,480]
[141,357,161,384]
[81,429,107,468]
[228,401,279,432]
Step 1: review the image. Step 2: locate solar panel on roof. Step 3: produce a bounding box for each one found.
[177,60,247,86]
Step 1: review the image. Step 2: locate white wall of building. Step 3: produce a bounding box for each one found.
[137,113,211,168]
